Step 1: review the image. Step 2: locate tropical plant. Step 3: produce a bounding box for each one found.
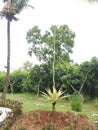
[0,0,33,98]
[41,86,68,111]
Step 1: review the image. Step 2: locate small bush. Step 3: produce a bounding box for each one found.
[0,99,22,116]
[0,99,23,129]
[70,94,82,112]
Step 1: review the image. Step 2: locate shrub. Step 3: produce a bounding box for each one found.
[0,72,6,92]
[70,94,82,112]
[10,70,27,93]
[0,99,23,129]
[0,99,22,116]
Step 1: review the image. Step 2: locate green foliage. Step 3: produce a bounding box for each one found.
[81,57,98,98]
[27,25,75,64]
[0,99,22,116]
[0,56,98,98]
[10,70,28,93]
[93,97,98,108]
[42,86,67,103]
[2,126,9,130]
[21,60,33,72]
[84,96,92,103]
[42,86,68,111]
[70,94,82,112]
[27,64,52,93]
[0,99,23,129]
[0,72,6,91]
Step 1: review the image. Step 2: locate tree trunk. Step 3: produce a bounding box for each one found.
[1,19,10,99]
[52,102,56,111]
[36,78,41,97]
[70,70,90,102]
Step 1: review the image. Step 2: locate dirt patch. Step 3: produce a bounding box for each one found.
[10,110,93,130]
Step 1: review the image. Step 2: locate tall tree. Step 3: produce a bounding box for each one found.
[0,0,33,98]
[27,25,75,65]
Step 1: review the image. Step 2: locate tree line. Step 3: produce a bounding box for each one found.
[0,56,98,98]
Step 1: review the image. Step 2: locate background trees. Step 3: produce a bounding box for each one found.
[0,56,98,98]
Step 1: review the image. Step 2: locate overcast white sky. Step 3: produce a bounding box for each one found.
[0,0,98,71]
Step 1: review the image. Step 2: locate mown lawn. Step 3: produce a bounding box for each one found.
[5,93,98,119]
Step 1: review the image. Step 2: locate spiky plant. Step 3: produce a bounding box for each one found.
[42,86,69,111]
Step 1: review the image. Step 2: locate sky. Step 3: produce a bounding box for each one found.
[0,0,98,71]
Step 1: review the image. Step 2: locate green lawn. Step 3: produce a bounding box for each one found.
[5,93,98,119]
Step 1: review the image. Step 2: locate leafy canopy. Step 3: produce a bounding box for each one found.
[27,25,75,64]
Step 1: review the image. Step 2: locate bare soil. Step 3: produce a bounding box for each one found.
[10,110,93,130]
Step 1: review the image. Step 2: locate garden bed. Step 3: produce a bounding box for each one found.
[10,110,93,130]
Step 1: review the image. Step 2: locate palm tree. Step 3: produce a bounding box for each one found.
[0,0,33,99]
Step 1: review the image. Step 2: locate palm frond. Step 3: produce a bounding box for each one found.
[41,86,68,103]
[41,91,51,100]
[53,86,57,94]
[0,11,5,19]
[13,0,34,14]
[2,0,34,14]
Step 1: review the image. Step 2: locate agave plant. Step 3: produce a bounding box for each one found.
[42,86,69,111]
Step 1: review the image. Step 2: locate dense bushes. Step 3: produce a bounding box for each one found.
[0,72,6,92]
[0,57,98,98]
[10,70,28,93]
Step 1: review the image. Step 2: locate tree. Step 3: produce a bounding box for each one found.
[28,64,50,95]
[22,61,33,72]
[27,25,75,65]
[0,0,34,99]
[83,57,98,97]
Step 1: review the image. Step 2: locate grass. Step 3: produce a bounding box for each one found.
[4,92,98,118]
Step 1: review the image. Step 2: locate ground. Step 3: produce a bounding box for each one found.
[9,110,93,130]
